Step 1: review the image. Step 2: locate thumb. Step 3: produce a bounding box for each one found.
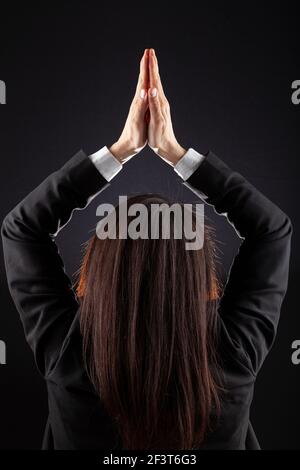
[148,87,161,120]
[136,88,148,113]
[131,88,148,122]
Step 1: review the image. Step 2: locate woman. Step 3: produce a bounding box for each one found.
[1,49,292,450]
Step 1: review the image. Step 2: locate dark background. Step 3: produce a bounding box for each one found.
[0,3,299,449]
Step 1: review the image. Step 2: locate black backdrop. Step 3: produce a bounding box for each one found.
[0,3,299,449]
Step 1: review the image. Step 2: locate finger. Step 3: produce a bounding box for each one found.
[149,49,167,99]
[148,87,162,121]
[135,49,149,96]
[149,49,157,89]
[130,50,149,114]
[153,50,168,100]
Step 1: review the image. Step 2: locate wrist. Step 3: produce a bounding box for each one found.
[109,140,135,163]
[159,141,187,165]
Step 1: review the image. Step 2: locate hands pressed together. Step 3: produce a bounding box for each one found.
[109,49,186,166]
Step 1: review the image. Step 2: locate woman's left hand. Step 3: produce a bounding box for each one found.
[147,49,186,166]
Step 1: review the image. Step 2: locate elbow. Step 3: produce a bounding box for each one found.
[1,214,10,240]
[282,214,293,239]
[266,209,293,242]
[273,213,293,247]
[1,211,17,240]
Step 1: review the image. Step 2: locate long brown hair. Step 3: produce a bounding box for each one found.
[78,194,222,450]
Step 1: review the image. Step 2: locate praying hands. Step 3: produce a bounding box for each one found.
[109,49,186,166]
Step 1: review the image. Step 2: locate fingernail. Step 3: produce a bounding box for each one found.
[140,89,146,99]
[150,87,157,97]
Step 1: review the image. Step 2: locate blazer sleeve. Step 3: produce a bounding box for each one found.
[1,150,109,377]
[185,151,293,375]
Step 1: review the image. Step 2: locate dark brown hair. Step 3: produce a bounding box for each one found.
[78,194,222,450]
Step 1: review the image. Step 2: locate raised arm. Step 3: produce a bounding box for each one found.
[147,48,293,376]
[1,49,150,378]
[1,151,110,377]
[186,153,292,375]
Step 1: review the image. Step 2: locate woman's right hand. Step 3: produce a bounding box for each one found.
[109,49,149,163]
[147,49,186,166]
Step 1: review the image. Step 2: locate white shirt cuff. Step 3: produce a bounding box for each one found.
[89,146,123,182]
[174,148,206,181]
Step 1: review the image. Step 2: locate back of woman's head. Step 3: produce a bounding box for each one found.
[77,194,222,450]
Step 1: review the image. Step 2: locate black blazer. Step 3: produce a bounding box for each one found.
[1,150,292,450]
